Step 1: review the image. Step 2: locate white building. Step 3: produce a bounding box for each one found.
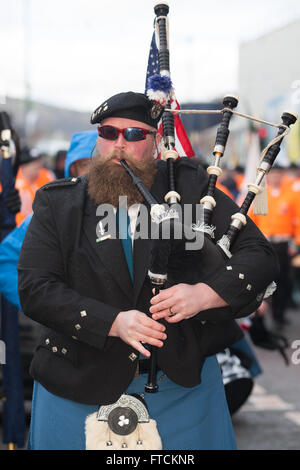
[238,19,300,165]
[238,19,300,118]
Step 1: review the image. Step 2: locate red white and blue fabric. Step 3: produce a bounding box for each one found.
[145,33,194,158]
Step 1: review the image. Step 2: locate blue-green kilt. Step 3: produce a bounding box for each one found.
[28,355,236,450]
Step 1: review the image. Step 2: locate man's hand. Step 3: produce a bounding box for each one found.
[108,310,167,357]
[149,283,228,323]
[4,188,21,214]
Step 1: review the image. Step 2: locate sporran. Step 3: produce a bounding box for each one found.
[85,394,162,450]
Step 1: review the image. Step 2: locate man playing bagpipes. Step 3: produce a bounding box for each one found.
[17,91,280,450]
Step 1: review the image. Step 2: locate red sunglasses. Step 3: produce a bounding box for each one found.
[98,125,156,142]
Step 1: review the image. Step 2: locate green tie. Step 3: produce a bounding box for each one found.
[116,208,133,282]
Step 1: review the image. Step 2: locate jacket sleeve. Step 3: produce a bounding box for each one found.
[17,188,120,351]
[200,186,280,317]
[0,215,33,309]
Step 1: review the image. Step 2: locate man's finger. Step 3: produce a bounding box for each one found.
[149,299,174,314]
[131,340,151,357]
[152,308,182,321]
[139,325,167,341]
[150,286,174,305]
[152,309,171,320]
[136,333,165,348]
[140,315,166,332]
[165,314,182,323]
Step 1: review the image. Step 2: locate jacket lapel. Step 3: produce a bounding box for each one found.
[82,195,133,302]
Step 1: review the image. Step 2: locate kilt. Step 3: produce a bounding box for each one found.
[27,355,236,450]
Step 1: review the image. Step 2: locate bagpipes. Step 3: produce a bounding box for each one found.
[121,1,297,393]
[87,2,297,450]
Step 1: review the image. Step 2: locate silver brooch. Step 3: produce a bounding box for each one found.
[96,222,111,243]
[150,102,163,119]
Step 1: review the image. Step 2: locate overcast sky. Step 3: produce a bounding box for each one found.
[1,0,300,112]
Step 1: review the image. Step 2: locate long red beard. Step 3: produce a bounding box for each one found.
[87,151,157,207]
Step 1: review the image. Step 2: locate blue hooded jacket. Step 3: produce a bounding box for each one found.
[64,130,98,178]
[0,130,98,308]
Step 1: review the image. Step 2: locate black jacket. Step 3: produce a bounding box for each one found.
[18,158,278,405]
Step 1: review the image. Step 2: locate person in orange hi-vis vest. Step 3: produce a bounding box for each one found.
[250,165,296,327]
[281,163,300,247]
[216,182,234,200]
[15,148,55,226]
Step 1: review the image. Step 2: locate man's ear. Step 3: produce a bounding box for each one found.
[155,131,162,147]
[69,162,77,177]
[153,131,162,159]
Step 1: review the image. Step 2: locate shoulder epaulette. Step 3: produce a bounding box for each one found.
[41,177,81,191]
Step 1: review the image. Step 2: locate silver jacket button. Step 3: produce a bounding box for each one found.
[129,353,138,362]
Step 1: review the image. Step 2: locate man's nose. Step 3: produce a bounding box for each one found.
[114,131,126,149]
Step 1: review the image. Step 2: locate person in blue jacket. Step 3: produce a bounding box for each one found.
[64,130,97,179]
[0,130,97,309]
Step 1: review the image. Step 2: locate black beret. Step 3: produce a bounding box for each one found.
[90,91,163,128]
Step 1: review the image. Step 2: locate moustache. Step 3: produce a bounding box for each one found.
[95,152,148,173]
[92,152,133,170]
[107,151,131,162]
